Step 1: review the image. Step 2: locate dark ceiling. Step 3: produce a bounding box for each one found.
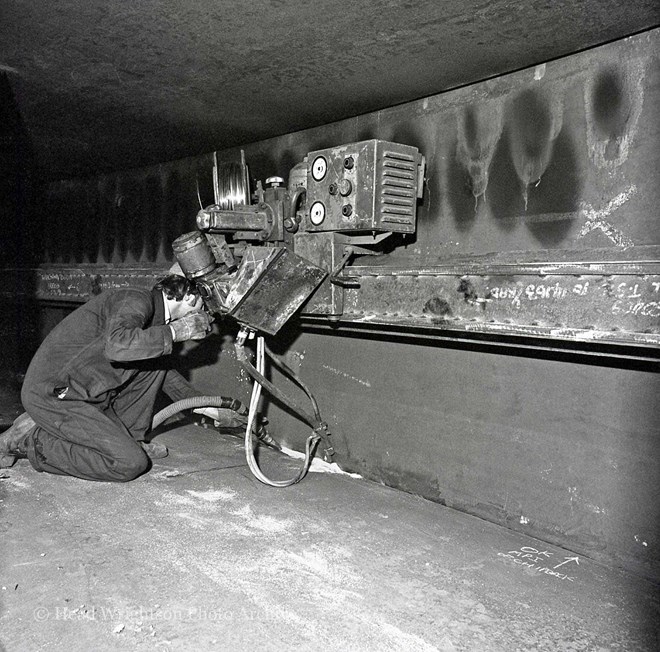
[1,0,659,181]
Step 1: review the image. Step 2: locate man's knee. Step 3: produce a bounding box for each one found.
[110,451,149,482]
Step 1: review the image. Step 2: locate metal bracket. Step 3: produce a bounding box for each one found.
[329,245,383,288]
[329,247,360,288]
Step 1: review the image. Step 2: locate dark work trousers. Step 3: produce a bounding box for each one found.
[21,366,170,482]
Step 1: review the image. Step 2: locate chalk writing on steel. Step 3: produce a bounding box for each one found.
[487,278,660,316]
[31,267,163,302]
[488,281,594,307]
[488,282,570,306]
[497,546,579,582]
[611,281,660,317]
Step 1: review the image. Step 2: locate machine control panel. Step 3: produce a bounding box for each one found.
[304,139,425,234]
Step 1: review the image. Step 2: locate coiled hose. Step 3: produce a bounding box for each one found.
[235,330,333,487]
[150,329,333,487]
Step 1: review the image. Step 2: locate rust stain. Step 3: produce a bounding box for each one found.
[423,296,452,317]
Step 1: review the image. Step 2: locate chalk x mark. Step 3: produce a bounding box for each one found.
[578,186,636,248]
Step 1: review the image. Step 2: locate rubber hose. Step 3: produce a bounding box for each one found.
[242,334,320,487]
[263,342,321,422]
[152,396,247,431]
[235,345,318,429]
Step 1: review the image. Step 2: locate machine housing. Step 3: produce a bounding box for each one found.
[174,139,425,331]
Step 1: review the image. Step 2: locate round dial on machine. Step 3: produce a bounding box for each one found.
[311,156,327,182]
[309,201,326,226]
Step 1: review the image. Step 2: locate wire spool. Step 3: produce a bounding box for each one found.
[213,153,250,209]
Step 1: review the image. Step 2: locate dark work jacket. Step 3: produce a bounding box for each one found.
[23,287,199,407]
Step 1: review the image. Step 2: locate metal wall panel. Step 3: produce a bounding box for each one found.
[12,30,658,349]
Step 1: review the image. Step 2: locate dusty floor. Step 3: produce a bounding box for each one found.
[1,418,658,652]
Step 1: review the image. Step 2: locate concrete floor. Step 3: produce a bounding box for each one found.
[1,406,659,651]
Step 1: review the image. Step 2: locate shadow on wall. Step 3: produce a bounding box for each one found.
[161,164,207,263]
[74,184,100,264]
[522,127,582,245]
[585,62,645,171]
[487,94,581,244]
[0,73,42,383]
[446,87,582,246]
[143,174,163,262]
[42,159,212,267]
[0,73,39,268]
[98,175,118,264]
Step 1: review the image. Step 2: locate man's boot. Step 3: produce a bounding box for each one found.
[140,441,168,459]
[0,413,36,468]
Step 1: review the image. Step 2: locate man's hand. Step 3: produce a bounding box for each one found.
[170,312,212,342]
[193,407,249,430]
